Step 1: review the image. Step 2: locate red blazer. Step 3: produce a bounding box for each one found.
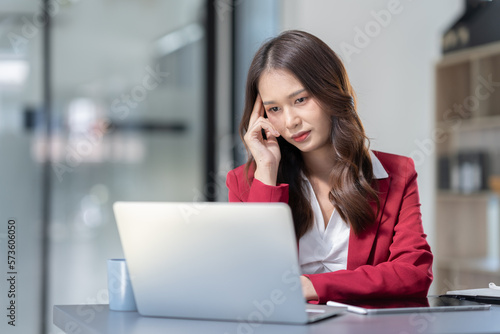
[226,151,433,303]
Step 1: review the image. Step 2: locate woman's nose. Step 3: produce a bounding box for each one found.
[284,108,300,129]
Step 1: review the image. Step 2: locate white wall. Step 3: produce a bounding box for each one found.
[281,0,464,292]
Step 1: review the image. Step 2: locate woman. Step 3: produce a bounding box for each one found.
[226,30,433,303]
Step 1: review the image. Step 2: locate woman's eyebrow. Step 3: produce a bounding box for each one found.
[288,88,306,98]
[262,88,306,106]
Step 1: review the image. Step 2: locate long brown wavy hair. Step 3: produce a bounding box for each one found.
[239,30,379,238]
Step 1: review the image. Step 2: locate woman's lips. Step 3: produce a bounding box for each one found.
[292,131,310,142]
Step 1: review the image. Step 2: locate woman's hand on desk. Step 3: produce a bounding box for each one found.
[301,275,319,301]
[244,95,281,186]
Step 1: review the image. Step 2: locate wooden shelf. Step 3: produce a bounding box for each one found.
[436,191,496,201]
[434,41,500,293]
[436,40,500,67]
[436,115,500,133]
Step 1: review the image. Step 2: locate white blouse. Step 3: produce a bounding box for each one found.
[298,151,389,275]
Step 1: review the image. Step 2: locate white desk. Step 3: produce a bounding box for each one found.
[54,303,500,334]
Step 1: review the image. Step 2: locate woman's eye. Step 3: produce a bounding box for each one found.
[296,97,307,104]
[268,106,279,113]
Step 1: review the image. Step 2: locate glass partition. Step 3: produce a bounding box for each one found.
[46,0,206,332]
[0,1,45,332]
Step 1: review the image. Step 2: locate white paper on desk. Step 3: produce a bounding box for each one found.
[446,282,500,297]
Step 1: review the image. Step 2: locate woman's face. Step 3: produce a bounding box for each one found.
[258,69,333,154]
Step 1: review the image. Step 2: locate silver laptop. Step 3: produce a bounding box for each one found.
[113,201,346,324]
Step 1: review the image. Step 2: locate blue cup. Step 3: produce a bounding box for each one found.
[107,258,137,311]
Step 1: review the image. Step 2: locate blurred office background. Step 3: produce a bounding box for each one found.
[1,0,500,333]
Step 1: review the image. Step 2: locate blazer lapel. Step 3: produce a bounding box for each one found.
[347,176,392,270]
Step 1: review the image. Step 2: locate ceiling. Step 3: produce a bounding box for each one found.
[0,0,204,95]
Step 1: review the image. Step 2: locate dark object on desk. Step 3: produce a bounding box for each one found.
[444,294,500,305]
[445,283,500,305]
[329,296,490,315]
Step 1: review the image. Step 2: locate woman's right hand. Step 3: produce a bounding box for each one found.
[243,95,281,186]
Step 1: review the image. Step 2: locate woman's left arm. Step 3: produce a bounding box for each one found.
[303,158,433,303]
